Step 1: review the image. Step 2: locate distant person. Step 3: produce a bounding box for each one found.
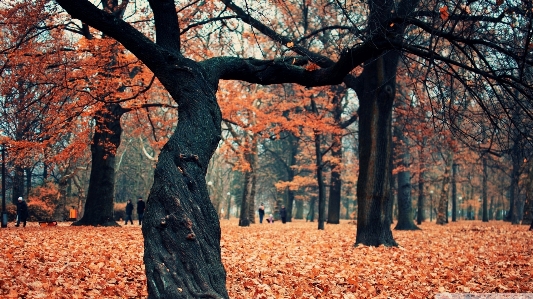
[124,199,134,225]
[15,197,28,227]
[267,214,274,223]
[258,203,265,223]
[137,197,146,225]
[280,205,287,224]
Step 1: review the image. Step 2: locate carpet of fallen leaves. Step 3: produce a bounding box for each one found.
[0,220,531,299]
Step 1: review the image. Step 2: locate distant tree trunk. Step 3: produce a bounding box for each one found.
[506,144,521,224]
[451,163,458,222]
[311,98,326,230]
[286,133,298,222]
[522,159,533,225]
[327,134,342,224]
[354,53,398,246]
[327,86,344,224]
[295,200,304,219]
[238,170,251,227]
[25,168,32,197]
[417,168,425,225]
[394,103,419,230]
[73,103,123,227]
[246,135,258,224]
[307,196,316,222]
[482,156,489,222]
[12,166,24,204]
[437,153,453,225]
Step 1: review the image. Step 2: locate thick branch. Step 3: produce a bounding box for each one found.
[148,0,181,52]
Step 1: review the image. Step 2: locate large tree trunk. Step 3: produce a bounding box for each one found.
[73,103,123,226]
[141,59,227,298]
[12,166,24,204]
[354,53,398,246]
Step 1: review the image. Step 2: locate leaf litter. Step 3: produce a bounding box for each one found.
[0,220,531,298]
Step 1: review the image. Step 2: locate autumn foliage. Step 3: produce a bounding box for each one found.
[0,220,531,298]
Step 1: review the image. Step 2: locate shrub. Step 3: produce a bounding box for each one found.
[27,201,54,221]
[114,202,126,221]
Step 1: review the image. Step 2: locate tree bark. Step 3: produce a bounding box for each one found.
[354,53,398,246]
[73,103,123,227]
[12,166,24,204]
[436,153,453,225]
[327,86,345,224]
[393,101,419,230]
[417,166,425,225]
[327,133,342,224]
[141,59,227,298]
[482,156,489,222]
[451,163,458,222]
[506,144,521,224]
[522,158,533,225]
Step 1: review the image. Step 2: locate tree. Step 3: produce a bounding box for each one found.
[54,0,533,297]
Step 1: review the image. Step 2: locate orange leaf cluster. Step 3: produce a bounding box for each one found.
[0,221,531,298]
[440,6,449,21]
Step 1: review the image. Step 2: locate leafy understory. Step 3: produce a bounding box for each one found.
[0,220,530,298]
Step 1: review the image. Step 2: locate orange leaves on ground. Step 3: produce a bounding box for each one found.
[0,224,147,298]
[222,221,533,298]
[0,221,532,298]
[439,6,449,21]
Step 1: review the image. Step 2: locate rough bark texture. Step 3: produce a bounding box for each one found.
[141,59,227,298]
[73,104,123,227]
[354,53,398,246]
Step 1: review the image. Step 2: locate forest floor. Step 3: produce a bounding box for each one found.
[0,219,531,298]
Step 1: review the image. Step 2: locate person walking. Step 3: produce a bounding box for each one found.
[15,197,28,227]
[280,205,287,224]
[258,203,265,224]
[137,197,146,225]
[124,199,134,225]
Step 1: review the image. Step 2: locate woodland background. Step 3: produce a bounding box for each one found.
[1,0,533,298]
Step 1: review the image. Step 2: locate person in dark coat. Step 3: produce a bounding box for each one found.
[280,205,287,224]
[15,197,28,227]
[124,199,134,225]
[137,197,146,225]
[258,203,265,224]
